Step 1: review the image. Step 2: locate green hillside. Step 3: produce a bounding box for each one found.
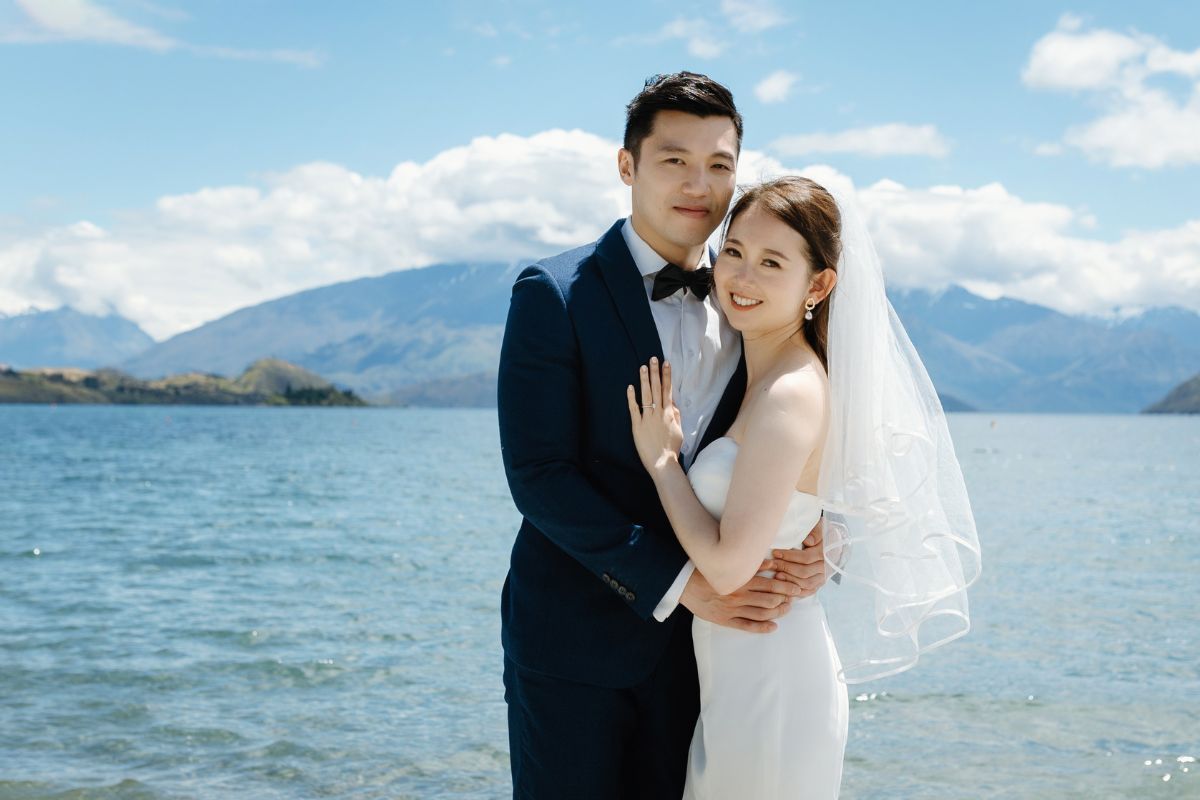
[235,357,337,395]
[1144,373,1200,414]
[0,359,365,406]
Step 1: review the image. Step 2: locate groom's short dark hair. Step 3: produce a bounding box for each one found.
[624,72,743,163]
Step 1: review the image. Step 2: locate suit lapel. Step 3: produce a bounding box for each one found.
[698,241,746,453]
[595,222,743,453]
[595,221,665,366]
[697,350,746,454]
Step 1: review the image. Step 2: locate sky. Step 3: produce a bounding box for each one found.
[1,0,1198,339]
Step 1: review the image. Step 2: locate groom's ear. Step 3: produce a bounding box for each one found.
[617,149,636,186]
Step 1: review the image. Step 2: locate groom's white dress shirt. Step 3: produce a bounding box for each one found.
[620,218,742,622]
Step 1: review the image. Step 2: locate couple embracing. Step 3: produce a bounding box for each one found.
[497,72,981,799]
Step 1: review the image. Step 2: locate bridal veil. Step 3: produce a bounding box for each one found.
[815,184,983,683]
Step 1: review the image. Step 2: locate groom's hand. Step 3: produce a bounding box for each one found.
[679,520,828,632]
[680,568,802,634]
[771,519,827,598]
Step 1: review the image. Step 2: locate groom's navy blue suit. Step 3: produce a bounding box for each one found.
[498,220,746,798]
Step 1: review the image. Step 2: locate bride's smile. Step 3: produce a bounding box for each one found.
[715,205,820,338]
[729,292,762,308]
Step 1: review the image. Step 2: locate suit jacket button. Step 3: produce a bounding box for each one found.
[617,586,628,596]
[602,573,612,585]
[627,592,636,602]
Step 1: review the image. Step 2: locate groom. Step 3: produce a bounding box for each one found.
[498,72,825,798]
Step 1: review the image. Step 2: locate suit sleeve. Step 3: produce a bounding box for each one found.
[498,265,689,621]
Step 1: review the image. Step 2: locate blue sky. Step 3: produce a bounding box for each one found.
[1,1,1198,338]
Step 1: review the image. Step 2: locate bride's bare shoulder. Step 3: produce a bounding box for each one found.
[746,360,828,438]
[761,357,828,406]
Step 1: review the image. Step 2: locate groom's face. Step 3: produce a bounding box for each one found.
[618,111,738,260]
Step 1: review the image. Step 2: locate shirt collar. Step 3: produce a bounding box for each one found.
[621,217,711,280]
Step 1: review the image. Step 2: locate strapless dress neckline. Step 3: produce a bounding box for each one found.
[688,435,822,552]
[706,436,820,501]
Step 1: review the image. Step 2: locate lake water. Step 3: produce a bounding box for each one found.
[1,406,1197,799]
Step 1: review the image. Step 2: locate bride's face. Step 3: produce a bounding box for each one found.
[715,204,815,337]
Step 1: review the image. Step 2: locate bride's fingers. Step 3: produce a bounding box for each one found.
[773,547,823,566]
[639,364,652,411]
[770,569,802,586]
[775,561,824,581]
[649,357,662,409]
[662,361,674,410]
[625,384,640,423]
[742,575,802,600]
[759,558,816,581]
[751,580,804,601]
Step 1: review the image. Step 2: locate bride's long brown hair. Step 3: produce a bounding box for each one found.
[725,177,842,370]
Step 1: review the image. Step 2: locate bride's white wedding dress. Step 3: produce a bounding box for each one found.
[683,436,848,800]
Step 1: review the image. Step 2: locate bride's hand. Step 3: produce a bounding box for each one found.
[626,358,684,474]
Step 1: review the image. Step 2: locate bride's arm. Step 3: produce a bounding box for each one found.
[628,360,826,596]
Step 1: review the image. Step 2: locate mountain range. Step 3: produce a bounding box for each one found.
[117,262,515,402]
[887,288,1200,412]
[2,262,1198,413]
[0,306,154,369]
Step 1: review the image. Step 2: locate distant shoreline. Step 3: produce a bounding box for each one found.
[0,360,366,407]
[3,363,1196,413]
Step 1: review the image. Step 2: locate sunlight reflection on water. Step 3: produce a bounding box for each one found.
[0,407,1197,798]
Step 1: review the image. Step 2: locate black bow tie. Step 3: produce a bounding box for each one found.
[651,263,713,301]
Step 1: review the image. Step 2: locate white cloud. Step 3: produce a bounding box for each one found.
[615,17,726,59]
[4,0,322,66]
[754,70,798,104]
[191,45,322,68]
[0,131,629,338]
[617,4,788,59]
[660,17,725,59]
[771,124,951,158]
[739,164,1200,316]
[720,0,789,33]
[1,131,1198,340]
[11,0,175,49]
[1023,16,1200,168]
[1022,15,1145,91]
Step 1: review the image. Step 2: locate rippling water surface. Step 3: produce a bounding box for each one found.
[1,407,1197,798]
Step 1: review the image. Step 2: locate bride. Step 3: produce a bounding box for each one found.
[626,176,981,799]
